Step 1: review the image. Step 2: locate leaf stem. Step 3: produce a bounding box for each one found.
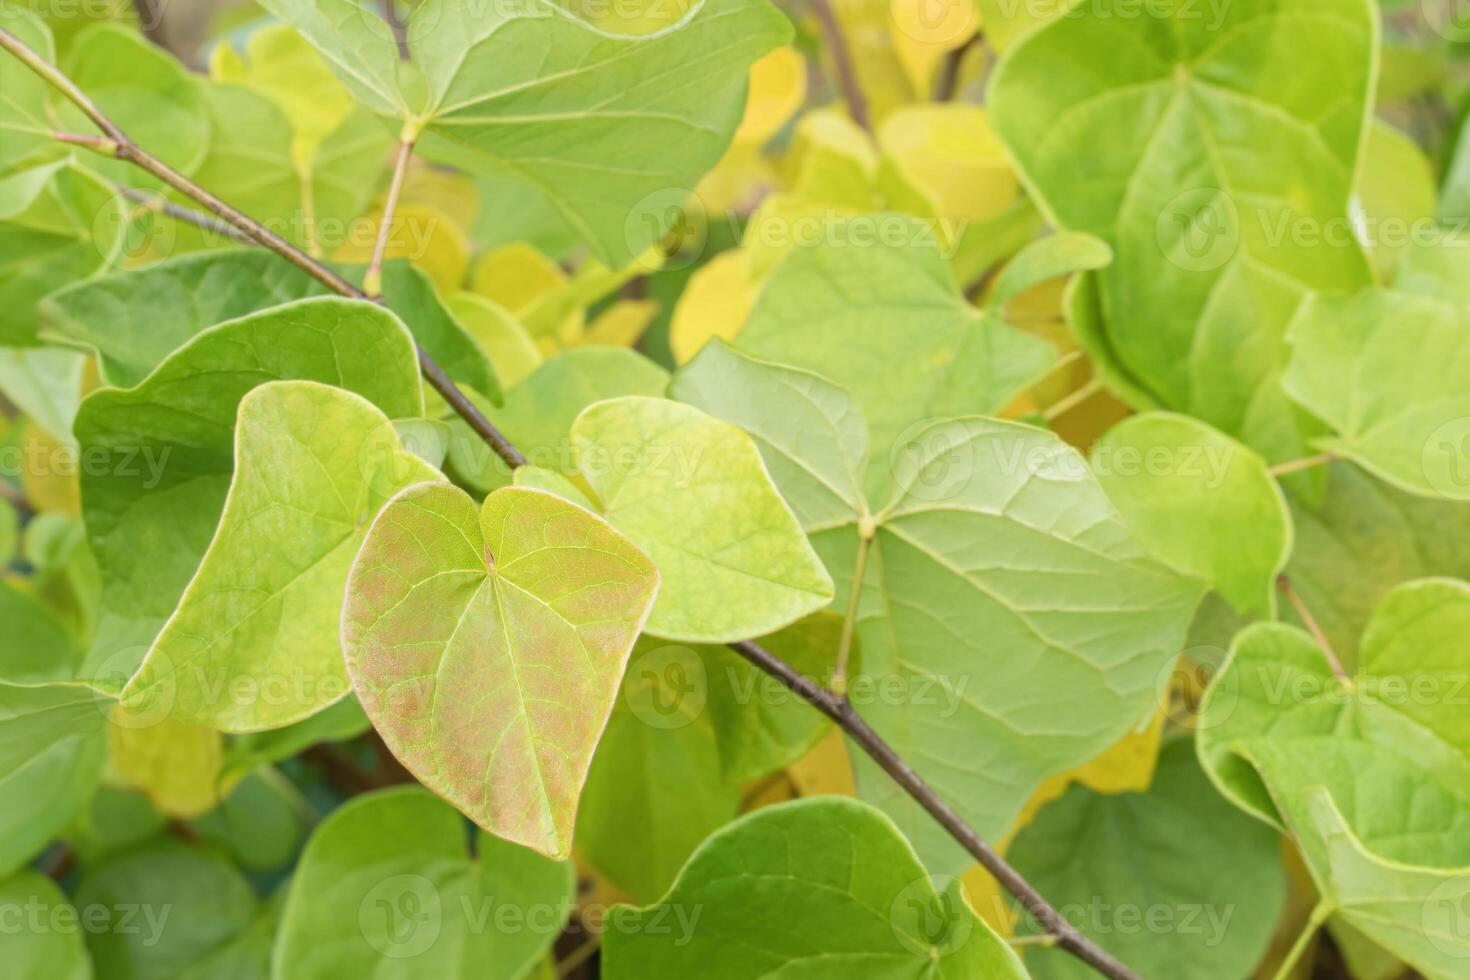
[1276,574,1349,681]
[0,25,525,472]
[5,30,1140,980]
[811,0,871,131]
[728,638,1142,980]
[1042,377,1102,422]
[364,136,416,298]
[832,525,872,696]
[1271,900,1333,980]
[1268,452,1337,478]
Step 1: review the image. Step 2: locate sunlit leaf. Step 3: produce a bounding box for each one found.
[343,483,660,856]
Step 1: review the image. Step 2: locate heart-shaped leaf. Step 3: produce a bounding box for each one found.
[121,381,440,731]
[1283,277,1470,501]
[343,482,660,857]
[75,296,422,680]
[275,786,574,978]
[1199,579,1470,973]
[262,0,790,266]
[569,396,835,643]
[990,0,1376,466]
[736,217,1054,500]
[603,797,1029,979]
[1008,739,1285,980]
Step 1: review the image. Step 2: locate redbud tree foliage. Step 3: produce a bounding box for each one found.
[0,0,1467,976]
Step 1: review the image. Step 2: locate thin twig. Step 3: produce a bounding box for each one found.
[811,0,870,131]
[727,639,1140,980]
[1276,575,1349,680]
[3,30,1138,980]
[0,480,28,514]
[1268,452,1337,478]
[365,136,416,298]
[934,34,980,102]
[117,185,255,245]
[0,25,524,473]
[379,0,411,60]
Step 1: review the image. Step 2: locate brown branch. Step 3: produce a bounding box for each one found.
[811,0,870,131]
[3,27,1137,980]
[0,25,524,473]
[116,185,255,245]
[728,640,1139,980]
[934,33,980,102]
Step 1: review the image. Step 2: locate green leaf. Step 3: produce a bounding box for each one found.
[1283,460,1470,656]
[254,0,412,118]
[0,161,126,346]
[990,231,1113,310]
[826,418,1202,870]
[670,340,869,534]
[75,838,258,980]
[989,0,1376,466]
[411,0,790,266]
[702,612,845,782]
[264,0,789,266]
[447,347,668,493]
[0,732,103,878]
[174,79,390,258]
[570,396,835,642]
[1093,412,1291,616]
[1008,738,1285,980]
[0,346,87,444]
[42,250,496,401]
[0,580,80,683]
[576,637,740,904]
[40,249,327,387]
[75,296,422,681]
[1198,580,1470,974]
[120,381,440,732]
[221,696,369,778]
[603,797,1030,979]
[0,871,92,980]
[189,769,305,872]
[275,786,574,979]
[736,217,1054,500]
[1282,284,1470,500]
[445,292,542,387]
[0,6,55,172]
[0,679,110,780]
[342,483,660,857]
[59,24,210,188]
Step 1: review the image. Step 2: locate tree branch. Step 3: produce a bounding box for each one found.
[116,185,255,245]
[728,639,1139,980]
[2,29,1136,980]
[811,0,870,131]
[0,25,524,473]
